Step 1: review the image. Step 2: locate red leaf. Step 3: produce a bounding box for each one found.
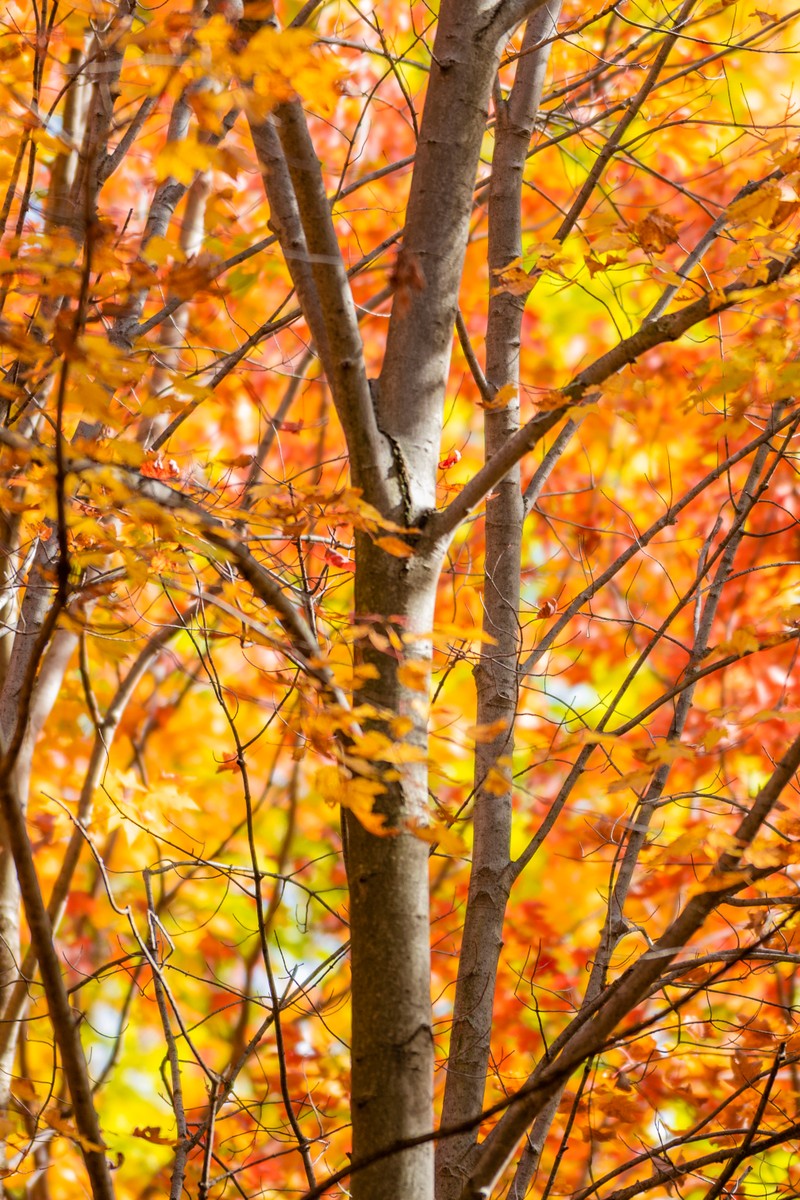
[438,449,462,470]
[325,548,355,571]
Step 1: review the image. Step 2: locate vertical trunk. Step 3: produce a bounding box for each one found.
[346,541,441,1200]
[344,8,511,1197]
[377,13,503,516]
[244,9,540,1199]
[436,10,561,1199]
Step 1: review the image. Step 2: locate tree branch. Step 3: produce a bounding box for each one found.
[375,1,505,515]
[426,242,800,546]
[461,731,800,1200]
[436,9,562,1195]
[483,0,555,40]
[0,768,114,1200]
[265,99,387,502]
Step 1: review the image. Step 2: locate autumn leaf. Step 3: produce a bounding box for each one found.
[324,547,355,570]
[491,263,536,296]
[374,535,415,558]
[584,252,626,277]
[480,383,517,411]
[397,660,430,692]
[631,212,681,253]
[131,1126,179,1147]
[466,718,509,743]
[727,179,784,226]
[536,597,558,618]
[406,818,466,855]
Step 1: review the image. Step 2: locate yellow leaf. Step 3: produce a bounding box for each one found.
[491,263,535,296]
[579,730,620,748]
[633,742,693,767]
[644,826,734,868]
[390,715,414,738]
[352,662,381,689]
[316,765,386,818]
[397,660,430,692]
[481,383,517,411]
[143,235,182,268]
[193,13,233,48]
[732,626,760,655]
[701,727,727,751]
[608,769,653,794]
[154,134,215,186]
[352,808,392,836]
[349,731,426,765]
[482,764,511,796]
[688,869,751,896]
[466,719,509,743]
[707,287,727,312]
[728,180,781,227]
[408,819,467,855]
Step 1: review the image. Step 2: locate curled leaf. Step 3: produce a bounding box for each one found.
[631,212,680,253]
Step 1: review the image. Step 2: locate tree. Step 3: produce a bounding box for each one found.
[1,0,800,1198]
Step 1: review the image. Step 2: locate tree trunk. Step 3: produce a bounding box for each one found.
[341,8,512,1196]
[437,10,561,1197]
[346,542,441,1200]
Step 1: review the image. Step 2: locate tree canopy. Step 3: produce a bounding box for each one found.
[1,2,800,1200]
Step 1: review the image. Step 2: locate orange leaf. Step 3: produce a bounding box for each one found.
[132,1126,180,1147]
[374,535,415,558]
[491,264,535,296]
[397,661,430,692]
[480,383,517,411]
[631,212,680,253]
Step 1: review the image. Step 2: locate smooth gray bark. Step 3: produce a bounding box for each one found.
[244,6,528,1196]
[377,5,507,519]
[347,545,441,1200]
[436,10,561,1199]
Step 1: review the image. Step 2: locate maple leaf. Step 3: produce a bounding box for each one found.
[132,1126,180,1147]
[397,660,430,692]
[480,383,517,411]
[536,597,558,618]
[584,252,626,277]
[406,818,466,855]
[140,455,180,481]
[491,264,536,296]
[631,212,681,253]
[325,547,355,570]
